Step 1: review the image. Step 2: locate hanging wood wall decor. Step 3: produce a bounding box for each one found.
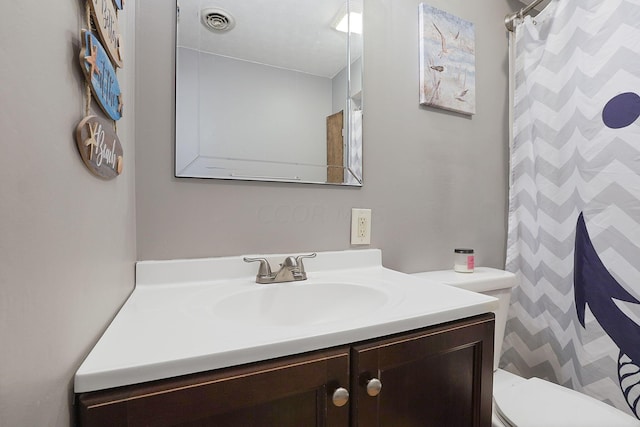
[80,30,122,121]
[74,0,124,179]
[75,115,124,179]
[88,0,123,68]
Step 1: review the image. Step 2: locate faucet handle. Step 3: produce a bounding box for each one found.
[243,257,273,281]
[294,253,317,276]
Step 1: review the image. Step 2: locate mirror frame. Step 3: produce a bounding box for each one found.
[174,0,363,186]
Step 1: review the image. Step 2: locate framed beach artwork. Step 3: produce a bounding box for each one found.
[419,3,476,115]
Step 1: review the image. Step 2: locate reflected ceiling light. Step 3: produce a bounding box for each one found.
[334,12,362,34]
[332,2,363,34]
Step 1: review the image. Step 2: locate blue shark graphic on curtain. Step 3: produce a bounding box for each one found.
[503,0,640,418]
[575,213,640,417]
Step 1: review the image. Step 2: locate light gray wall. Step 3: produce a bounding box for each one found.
[137,0,515,272]
[0,3,136,427]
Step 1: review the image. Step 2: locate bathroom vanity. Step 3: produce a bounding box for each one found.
[75,250,497,426]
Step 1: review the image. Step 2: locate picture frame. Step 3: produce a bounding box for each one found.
[419,3,476,115]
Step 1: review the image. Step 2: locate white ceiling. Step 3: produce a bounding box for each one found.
[177,0,362,78]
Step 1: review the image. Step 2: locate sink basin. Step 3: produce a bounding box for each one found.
[211,282,390,327]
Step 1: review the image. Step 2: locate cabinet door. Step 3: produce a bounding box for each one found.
[351,314,494,427]
[77,347,350,427]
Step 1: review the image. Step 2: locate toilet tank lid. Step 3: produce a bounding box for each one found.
[411,267,517,293]
[494,377,640,427]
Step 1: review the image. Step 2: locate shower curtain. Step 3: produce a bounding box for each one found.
[503,0,640,418]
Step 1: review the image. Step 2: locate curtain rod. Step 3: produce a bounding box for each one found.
[504,0,547,32]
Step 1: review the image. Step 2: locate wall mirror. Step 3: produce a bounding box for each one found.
[175,0,363,185]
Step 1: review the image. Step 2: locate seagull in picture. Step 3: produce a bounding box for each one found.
[456,73,469,102]
[456,91,468,102]
[433,22,448,57]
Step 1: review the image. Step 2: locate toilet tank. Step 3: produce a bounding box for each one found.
[411,267,517,371]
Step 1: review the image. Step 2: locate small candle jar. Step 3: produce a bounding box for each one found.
[454,248,475,273]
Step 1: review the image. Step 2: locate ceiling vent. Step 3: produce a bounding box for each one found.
[201,8,235,32]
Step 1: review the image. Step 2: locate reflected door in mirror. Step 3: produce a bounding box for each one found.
[327,110,344,183]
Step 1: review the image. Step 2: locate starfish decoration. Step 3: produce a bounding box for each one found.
[84,39,101,80]
[118,93,124,115]
[84,122,99,161]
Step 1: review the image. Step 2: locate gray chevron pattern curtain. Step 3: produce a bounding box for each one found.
[502,0,640,418]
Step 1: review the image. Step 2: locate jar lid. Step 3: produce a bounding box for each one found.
[454,248,474,254]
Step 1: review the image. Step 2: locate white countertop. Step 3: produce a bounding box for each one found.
[74,249,498,393]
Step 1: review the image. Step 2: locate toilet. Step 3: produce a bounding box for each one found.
[412,267,640,427]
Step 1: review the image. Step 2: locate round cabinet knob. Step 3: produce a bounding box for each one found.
[332,387,349,407]
[366,378,382,397]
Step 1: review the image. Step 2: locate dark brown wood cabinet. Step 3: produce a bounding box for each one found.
[351,314,494,427]
[76,314,494,427]
[77,347,351,427]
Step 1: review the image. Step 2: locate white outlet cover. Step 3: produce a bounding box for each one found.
[351,208,371,245]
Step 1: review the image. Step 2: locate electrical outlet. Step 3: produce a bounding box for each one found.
[351,208,371,245]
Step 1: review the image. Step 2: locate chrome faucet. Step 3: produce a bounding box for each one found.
[244,253,317,284]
